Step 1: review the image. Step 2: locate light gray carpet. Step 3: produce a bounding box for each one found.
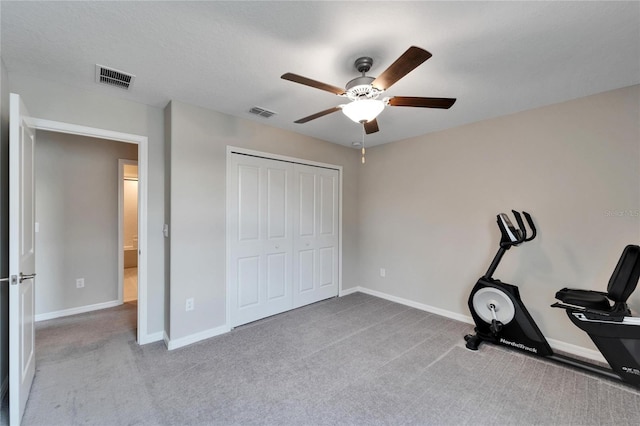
[12,293,640,425]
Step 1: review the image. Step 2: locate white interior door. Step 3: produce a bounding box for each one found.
[229,154,294,327]
[292,164,339,308]
[9,93,37,426]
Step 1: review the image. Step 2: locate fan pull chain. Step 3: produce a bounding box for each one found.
[361,125,366,164]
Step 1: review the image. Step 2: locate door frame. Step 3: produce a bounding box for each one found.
[118,159,138,303]
[30,118,151,344]
[225,146,343,328]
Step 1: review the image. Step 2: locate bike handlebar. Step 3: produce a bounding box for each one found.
[512,210,527,243]
[498,210,537,248]
[522,211,537,242]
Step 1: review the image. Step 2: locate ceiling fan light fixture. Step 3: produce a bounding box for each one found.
[341,99,385,124]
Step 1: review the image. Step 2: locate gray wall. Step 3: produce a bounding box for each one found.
[35,131,137,314]
[5,72,637,357]
[357,85,640,350]
[167,100,359,341]
[9,74,166,336]
[0,57,10,394]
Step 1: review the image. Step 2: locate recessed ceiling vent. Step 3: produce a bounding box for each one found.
[249,106,277,118]
[95,64,135,90]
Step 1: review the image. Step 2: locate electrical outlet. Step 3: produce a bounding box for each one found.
[380,268,386,278]
[185,297,194,312]
[76,278,85,288]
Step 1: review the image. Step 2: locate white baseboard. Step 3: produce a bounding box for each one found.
[339,286,360,297]
[166,324,231,350]
[0,375,7,403]
[353,286,474,324]
[350,286,607,364]
[138,330,164,345]
[547,337,607,363]
[35,300,122,322]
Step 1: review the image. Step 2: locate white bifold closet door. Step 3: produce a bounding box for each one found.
[229,154,339,327]
[292,164,339,308]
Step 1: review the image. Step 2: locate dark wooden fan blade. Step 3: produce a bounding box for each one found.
[388,96,457,109]
[371,46,432,91]
[364,118,379,134]
[281,73,345,96]
[294,106,342,123]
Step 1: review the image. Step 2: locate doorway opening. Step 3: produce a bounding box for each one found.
[119,160,139,304]
[30,117,150,344]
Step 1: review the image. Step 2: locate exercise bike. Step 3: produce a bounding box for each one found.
[464,210,640,388]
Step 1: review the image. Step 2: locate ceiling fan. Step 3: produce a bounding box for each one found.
[281,46,456,135]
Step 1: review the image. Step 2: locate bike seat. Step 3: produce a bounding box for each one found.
[606,244,640,303]
[555,288,611,311]
[555,245,640,313]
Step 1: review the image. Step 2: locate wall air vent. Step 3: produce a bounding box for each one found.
[95,64,135,90]
[249,106,277,118]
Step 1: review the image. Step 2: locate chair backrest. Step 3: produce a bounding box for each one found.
[607,244,640,303]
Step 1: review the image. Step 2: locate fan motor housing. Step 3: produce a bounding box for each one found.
[345,76,380,100]
[354,56,373,73]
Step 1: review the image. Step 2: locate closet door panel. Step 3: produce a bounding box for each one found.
[263,164,292,306]
[298,172,316,237]
[266,253,287,300]
[237,256,260,308]
[229,154,293,327]
[238,165,260,241]
[319,247,335,288]
[267,168,287,239]
[319,174,336,236]
[297,249,315,293]
[293,164,339,308]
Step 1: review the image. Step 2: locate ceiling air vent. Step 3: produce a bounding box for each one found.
[95,64,135,90]
[249,106,277,119]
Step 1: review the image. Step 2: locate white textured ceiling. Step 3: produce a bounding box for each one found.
[1,1,639,147]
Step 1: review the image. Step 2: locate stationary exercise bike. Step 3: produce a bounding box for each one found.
[464,210,640,388]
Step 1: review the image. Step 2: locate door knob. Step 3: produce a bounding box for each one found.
[19,272,36,283]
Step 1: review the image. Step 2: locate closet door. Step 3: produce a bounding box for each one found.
[292,164,339,308]
[229,154,293,327]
